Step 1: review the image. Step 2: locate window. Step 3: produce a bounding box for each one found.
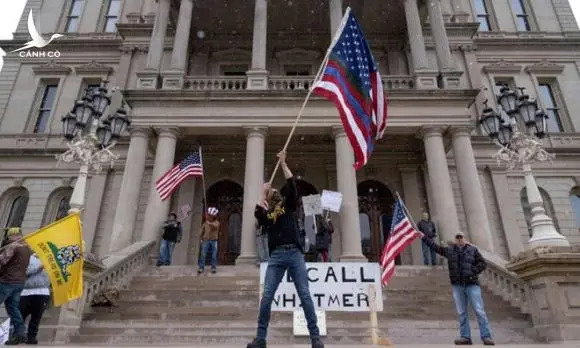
[284,64,312,76]
[511,0,530,31]
[42,188,73,225]
[1,189,29,229]
[65,0,85,32]
[103,0,121,32]
[34,84,58,133]
[474,0,492,31]
[220,64,248,76]
[538,83,563,133]
[520,187,559,237]
[569,187,580,229]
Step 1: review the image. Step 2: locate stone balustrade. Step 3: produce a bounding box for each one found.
[478,249,531,314]
[52,240,155,343]
[183,75,415,92]
[184,76,248,91]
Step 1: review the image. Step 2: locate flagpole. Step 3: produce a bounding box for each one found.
[199,146,208,211]
[268,7,353,184]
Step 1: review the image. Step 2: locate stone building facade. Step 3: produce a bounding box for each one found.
[0,0,579,267]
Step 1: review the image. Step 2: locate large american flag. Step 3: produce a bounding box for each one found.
[155,152,203,201]
[313,9,388,170]
[380,199,422,286]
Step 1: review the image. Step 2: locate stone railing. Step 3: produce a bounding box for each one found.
[184,76,247,91]
[478,249,531,314]
[52,240,155,343]
[269,76,314,91]
[183,75,415,92]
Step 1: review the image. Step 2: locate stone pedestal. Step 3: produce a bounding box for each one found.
[441,70,464,89]
[137,70,160,89]
[507,246,580,343]
[162,71,185,89]
[246,70,268,90]
[414,70,439,90]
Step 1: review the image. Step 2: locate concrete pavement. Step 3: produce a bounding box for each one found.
[29,344,580,347]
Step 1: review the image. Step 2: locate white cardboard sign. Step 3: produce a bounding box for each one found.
[293,309,327,336]
[259,262,383,312]
[0,319,10,345]
[321,190,343,212]
[302,194,322,216]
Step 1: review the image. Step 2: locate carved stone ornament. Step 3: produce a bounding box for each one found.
[509,245,580,264]
[12,177,24,187]
[74,60,114,74]
[61,177,75,187]
[481,59,523,74]
[32,61,71,75]
[524,59,565,74]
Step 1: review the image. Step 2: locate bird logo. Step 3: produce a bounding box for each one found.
[11,10,64,53]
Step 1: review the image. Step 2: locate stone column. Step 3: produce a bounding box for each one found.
[421,127,460,242]
[334,127,366,261]
[237,127,267,264]
[403,0,437,89]
[489,169,524,257]
[449,127,494,251]
[109,128,150,253]
[137,0,170,89]
[142,128,179,244]
[426,0,462,88]
[329,0,343,35]
[83,172,109,253]
[163,0,194,89]
[247,0,268,90]
[399,166,425,265]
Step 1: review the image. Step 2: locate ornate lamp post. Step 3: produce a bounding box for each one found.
[57,81,131,214]
[479,85,569,249]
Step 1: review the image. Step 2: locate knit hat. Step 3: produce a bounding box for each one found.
[207,207,219,216]
[6,227,22,237]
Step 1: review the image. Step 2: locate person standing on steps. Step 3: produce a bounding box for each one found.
[417,212,437,266]
[247,151,324,348]
[19,253,50,345]
[198,207,220,274]
[156,213,182,266]
[0,227,31,345]
[422,231,495,346]
[315,214,333,262]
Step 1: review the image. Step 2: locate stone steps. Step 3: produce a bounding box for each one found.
[70,266,538,345]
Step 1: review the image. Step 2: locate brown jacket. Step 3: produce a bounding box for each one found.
[200,220,220,241]
[0,240,31,284]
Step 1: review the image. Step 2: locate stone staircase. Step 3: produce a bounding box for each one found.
[68,265,539,345]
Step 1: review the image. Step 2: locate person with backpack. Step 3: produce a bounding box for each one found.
[19,253,50,345]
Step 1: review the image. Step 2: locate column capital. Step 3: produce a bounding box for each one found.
[243,126,268,138]
[417,126,446,139]
[448,126,475,138]
[130,127,151,138]
[156,127,181,139]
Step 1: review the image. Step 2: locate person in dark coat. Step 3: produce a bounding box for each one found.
[315,214,333,262]
[422,231,495,346]
[417,212,437,265]
[247,151,323,348]
[156,213,182,266]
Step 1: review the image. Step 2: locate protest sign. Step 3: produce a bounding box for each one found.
[321,190,343,212]
[302,194,322,216]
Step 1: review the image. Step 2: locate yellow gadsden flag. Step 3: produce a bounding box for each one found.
[24,213,83,306]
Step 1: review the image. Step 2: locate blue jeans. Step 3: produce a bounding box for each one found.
[422,239,437,265]
[256,233,269,263]
[0,282,25,337]
[198,240,218,269]
[452,284,493,340]
[257,247,319,341]
[157,239,176,266]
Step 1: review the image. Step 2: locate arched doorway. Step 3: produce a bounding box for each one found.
[206,180,243,265]
[282,179,318,261]
[358,180,397,262]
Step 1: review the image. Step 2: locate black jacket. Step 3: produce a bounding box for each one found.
[255,177,305,254]
[422,237,486,285]
[315,219,333,251]
[417,219,437,239]
[162,221,182,242]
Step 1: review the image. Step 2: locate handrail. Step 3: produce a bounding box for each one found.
[477,248,531,314]
[52,240,156,343]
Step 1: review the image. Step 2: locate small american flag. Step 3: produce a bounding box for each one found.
[380,199,422,286]
[155,152,203,201]
[313,8,388,170]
